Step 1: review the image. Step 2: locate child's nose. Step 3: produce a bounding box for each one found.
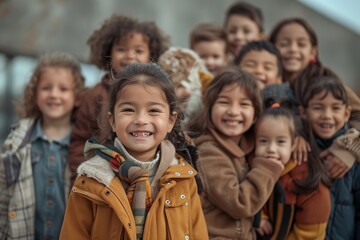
[50,88,60,97]
[134,111,149,125]
[268,142,277,152]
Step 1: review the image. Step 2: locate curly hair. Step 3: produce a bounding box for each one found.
[87,15,170,71]
[17,52,85,119]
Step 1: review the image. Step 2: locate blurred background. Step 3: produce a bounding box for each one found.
[0,0,359,142]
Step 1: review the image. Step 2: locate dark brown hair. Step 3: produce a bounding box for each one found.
[224,1,264,32]
[87,15,170,71]
[17,52,85,120]
[190,23,229,53]
[301,75,348,108]
[187,69,262,138]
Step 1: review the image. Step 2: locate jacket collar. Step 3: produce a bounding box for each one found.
[78,140,179,187]
[207,127,254,158]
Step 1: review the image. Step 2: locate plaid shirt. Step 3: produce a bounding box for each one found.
[0,118,71,240]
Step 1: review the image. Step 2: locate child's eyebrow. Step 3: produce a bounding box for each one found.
[118,101,166,107]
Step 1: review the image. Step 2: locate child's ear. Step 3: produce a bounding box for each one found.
[260,32,268,40]
[107,112,116,132]
[344,105,352,122]
[168,111,178,133]
[310,47,318,59]
[298,106,307,119]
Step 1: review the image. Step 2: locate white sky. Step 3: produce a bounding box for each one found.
[299,0,360,35]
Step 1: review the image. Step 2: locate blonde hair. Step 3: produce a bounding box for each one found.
[17,52,85,119]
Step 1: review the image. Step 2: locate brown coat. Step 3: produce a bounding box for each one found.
[60,155,208,240]
[194,128,283,240]
[68,75,112,182]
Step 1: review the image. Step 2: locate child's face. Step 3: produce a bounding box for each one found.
[109,84,177,161]
[225,14,262,56]
[238,50,282,90]
[274,23,316,78]
[111,32,150,74]
[255,116,293,165]
[193,40,228,75]
[211,84,255,143]
[36,67,77,124]
[300,91,351,140]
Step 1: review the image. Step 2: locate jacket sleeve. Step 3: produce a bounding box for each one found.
[197,142,283,219]
[328,128,360,167]
[189,175,208,239]
[353,164,360,240]
[59,188,94,240]
[287,182,331,240]
[0,149,10,238]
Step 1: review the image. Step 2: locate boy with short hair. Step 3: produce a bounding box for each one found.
[190,23,229,76]
[224,1,265,57]
[235,40,283,90]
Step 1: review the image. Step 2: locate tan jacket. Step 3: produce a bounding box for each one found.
[60,155,208,240]
[194,128,283,240]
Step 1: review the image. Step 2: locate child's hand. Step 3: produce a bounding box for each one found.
[256,219,273,236]
[321,150,350,179]
[292,136,311,165]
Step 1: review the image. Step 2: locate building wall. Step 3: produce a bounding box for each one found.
[0,0,359,141]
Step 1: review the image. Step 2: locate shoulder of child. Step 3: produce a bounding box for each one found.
[77,155,115,186]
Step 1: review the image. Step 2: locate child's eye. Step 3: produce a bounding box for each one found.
[243,28,252,34]
[149,108,161,113]
[215,98,229,104]
[136,50,144,54]
[121,108,134,112]
[258,139,267,144]
[244,62,255,68]
[60,87,70,91]
[277,41,289,48]
[240,101,252,106]
[311,105,322,110]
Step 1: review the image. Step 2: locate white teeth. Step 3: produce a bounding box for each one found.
[320,123,333,129]
[131,132,151,137]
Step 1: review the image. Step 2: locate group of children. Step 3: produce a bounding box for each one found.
[1,1,359,240]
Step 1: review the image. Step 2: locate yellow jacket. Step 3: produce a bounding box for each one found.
[60,154,207,240]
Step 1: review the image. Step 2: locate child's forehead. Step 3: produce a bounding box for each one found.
[226,13,261,29]
[243,49,277,61]
[257,115,292,134]
[115,31,149,44]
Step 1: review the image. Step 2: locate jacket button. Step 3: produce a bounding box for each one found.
[180,194,185,199]
[182,162,186,166]
[165,200,171,205]
[188,170,193,174]
[128,223,132,228]
[105,191,110,196]
[8,211,16,219]
[175,172,180,176]
[185,235,189,240]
